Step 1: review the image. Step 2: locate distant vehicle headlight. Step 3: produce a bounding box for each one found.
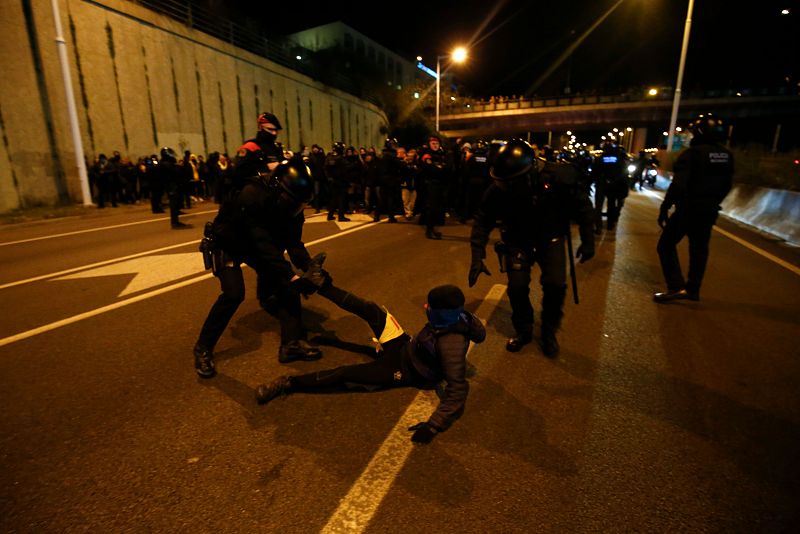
[627,164,637,173]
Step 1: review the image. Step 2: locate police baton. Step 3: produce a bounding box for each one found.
[565,228,579,304]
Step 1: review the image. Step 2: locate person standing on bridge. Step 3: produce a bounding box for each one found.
[467,139,594,357]
[193,112,323,378]
[254,253,486,444]
[654,113,734,302]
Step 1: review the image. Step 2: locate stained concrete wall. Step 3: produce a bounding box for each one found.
[0,0,388,212]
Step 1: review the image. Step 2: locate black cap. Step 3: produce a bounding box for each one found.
[427,285,465,310]
[257,112,283,130]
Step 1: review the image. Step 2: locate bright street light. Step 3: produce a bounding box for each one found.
[436,46,467,133]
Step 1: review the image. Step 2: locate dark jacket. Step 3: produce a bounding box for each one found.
[663,138,733,213]
[402,311,486,431]
[470,163,595,255]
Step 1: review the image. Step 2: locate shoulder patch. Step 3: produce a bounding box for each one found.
[237,148,248,158]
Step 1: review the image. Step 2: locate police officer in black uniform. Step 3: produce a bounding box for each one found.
[419,135,451,239]
[460,139,492,223]
[468,139,595,356]
[157,147,189,229]
[193,112,321,378]
[374,138,402,223]
[593,140,629,233]
[654,113,734,302]
[324,142,351,222]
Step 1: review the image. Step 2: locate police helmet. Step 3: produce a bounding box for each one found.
[160,147,177,163]
[384,137,398,151]
[257,112,282,131]
[332,141,345,155]
[688,113,726,143]
[489,139,536,181]
[474,139,488,152]
[271,157,314,210]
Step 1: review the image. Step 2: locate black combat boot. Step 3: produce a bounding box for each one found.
[506,331,533,352]
[540,325,560,357]
[426,228,442,240]
[193,344,216,378]
[255,375,293,405]
[278,340,322,363]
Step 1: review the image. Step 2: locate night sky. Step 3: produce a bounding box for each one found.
[217,0,798,99]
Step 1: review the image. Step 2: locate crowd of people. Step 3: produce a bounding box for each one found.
[181,108,735,444]
[90,109,733,445]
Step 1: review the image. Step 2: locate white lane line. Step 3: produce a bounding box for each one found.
[0,240,198,290]
[630,189,800,276]
[0,217,382,291]
[0,273,213,348]
[0,220,380,348]
[0,209,218,247]
[321,284,507,534]
[713,225,800,277]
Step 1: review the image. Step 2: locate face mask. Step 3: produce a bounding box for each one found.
[426,307,464,328]
[257,130,276,146]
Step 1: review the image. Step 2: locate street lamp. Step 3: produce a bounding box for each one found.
[666,0,695,152]
[436,46,467,133]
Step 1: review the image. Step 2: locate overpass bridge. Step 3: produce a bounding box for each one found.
[439,89,800,145]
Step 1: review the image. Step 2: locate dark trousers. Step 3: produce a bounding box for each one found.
[657,209,716,294]
[290,286,413,391]
[594,185,623,228]
[196,259,305,350]
[327,181,349,219]
[196,264,246,350]
[424,181,446,230]
[168,191,182,225]
[505,237,567,335]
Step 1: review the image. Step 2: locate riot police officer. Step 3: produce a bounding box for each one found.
[324,142,351,222]
[654,113,733,302]
[193,112,321,378]
[157,147,189,229]
[460,139,492,223]
[593,140,629,233]
[374,138,402,223]
[468,139,595,356]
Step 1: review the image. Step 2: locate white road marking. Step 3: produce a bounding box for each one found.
[53,253,205,296]
[0,240,199,291]
[630,189,799,277]
[305,212,380,230]
[713,226,800,277]
[321,284,507,534]
[0,220,380,348]
[0,209,218,246]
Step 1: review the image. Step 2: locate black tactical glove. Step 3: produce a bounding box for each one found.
[468,260,491,288]
[575,243,595,263]
[658,205,669,229]
[291,277,319,296]
[408,422,438,444]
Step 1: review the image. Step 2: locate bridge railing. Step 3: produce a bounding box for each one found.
[444,86,799,115]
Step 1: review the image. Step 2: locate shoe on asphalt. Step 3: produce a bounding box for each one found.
[278,340,322,363]
[193,344,216,378]
[387,217,398,224]
[425,229,443,240]
[653,289,698,302]
[327,215,335,221]
[607,221,616,231]
[506,333,533,353]
[540,327,560,357]
[594,226,603,235]
[171,222,192,229]
[337,216,351,222]
[255,375,292,405]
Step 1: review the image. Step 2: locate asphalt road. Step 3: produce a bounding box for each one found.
[1,190,799,533]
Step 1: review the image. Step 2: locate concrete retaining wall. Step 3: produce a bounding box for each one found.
[0,0,388,212]
[721,185,800,246]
